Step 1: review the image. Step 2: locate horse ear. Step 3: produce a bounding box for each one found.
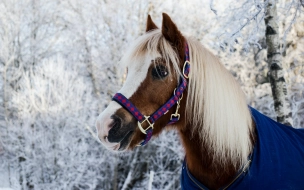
[161,13,184,47]
[146,15,158,32]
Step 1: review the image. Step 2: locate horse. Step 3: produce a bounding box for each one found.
[96,13,304,189]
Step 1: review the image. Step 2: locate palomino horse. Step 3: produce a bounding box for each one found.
[96,13,304,189]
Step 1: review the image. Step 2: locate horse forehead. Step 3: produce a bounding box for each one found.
[127,54,156,71]
[118,56,154,98]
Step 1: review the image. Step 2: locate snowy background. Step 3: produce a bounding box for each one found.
[0,0,303,189]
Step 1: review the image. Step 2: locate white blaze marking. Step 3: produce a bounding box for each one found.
[118,56,153,98]
[96,55,157,150]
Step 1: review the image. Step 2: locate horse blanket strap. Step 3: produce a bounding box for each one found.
[112,42,190,146]
[181,107,304,190]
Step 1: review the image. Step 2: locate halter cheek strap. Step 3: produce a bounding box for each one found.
[112,43,190,146]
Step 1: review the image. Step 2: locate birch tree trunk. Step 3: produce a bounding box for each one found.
[264,0,293,126]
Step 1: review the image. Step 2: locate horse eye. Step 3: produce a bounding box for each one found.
[152,65,168,79]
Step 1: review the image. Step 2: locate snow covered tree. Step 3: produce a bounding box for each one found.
[211,0,304,127]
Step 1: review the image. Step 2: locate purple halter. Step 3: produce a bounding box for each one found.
[112,43,190,146]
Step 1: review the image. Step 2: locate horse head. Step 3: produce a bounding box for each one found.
[96,13,188,151]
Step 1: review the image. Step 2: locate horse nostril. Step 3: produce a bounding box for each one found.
[108,115,125,143]
[110,115,122,129]
[109,120,117,129]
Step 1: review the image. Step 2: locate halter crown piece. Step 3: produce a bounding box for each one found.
[112,43,190,146]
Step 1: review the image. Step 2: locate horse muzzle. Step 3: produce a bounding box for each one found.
[96,108,135,152]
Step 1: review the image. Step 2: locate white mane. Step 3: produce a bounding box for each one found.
[186,37,253,167]
[121,30,253,168]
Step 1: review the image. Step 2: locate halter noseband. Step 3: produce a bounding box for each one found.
[112,43,190,146]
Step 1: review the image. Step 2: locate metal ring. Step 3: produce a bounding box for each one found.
[183,61,190,79]
[174,88,183,100]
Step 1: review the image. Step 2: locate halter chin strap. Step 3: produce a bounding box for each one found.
[112,43,190,146]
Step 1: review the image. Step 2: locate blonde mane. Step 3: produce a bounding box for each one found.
[186,37,253,167]
[121,30,253,167]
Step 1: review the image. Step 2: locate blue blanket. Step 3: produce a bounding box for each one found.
[181,107,304,190]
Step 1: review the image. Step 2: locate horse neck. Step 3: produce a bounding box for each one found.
[178,124,240,189]
[176,94,240,189]
[176,40,255,188]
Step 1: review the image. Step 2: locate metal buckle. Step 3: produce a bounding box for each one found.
[183,61,190,79]
[170,113,180,121]
[170,88,182,122]
[137,116,154,134]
